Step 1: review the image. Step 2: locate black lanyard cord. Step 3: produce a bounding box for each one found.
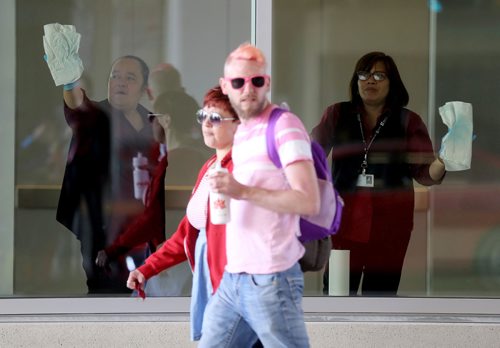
[357,113,388,173]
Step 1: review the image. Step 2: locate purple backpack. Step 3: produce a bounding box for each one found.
[266,107,343,271]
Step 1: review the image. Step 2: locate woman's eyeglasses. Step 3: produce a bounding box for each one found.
[196,110,236,126]
[224,75,268,89]
[357,71,387,82]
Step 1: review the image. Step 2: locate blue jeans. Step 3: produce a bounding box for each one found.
[199,263,309,348]
[191,228,212,340]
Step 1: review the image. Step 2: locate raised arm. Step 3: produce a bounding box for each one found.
[429,157,446,181]
[406,112,446,185]
[63,85,84,109]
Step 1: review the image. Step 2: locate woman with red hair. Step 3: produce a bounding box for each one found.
[127,87,258,346]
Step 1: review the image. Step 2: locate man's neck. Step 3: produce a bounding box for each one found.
[239,100,271,125]
[123,109,144,132]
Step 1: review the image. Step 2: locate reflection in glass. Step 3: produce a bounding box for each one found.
[12,0,251,297]
[10,0,500,300]
[96,69,206,297]
[273,0,500,297]
[56,54,155,295]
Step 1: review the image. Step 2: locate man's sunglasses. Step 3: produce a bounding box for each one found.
[224,75,269,89]
[196,110,236,126]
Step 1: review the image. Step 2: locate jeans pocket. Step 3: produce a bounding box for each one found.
[250,273,277,287]
[286,275,304,310]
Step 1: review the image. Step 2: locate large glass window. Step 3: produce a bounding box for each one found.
[431,0,500,297]
[273,0,500,297]
[6,0,251,297]
[1,0,500,315]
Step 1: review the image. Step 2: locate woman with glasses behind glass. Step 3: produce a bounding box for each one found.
[312,51,446,296]
[126,86,260,346]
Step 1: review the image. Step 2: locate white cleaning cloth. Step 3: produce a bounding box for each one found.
[43,23,84,86]
[438,101,473,171]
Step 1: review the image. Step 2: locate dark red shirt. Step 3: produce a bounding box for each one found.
[312,102,443,244]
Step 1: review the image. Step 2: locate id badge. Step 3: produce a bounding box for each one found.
[356,173,374,187]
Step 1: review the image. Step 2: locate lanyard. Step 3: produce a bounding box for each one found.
[357,114,388,174]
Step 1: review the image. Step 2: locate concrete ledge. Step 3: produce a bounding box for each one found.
[307,322,500,348]
[2,298,500,346]
[1,316,500,347]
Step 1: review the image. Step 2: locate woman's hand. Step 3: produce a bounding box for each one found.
[208,171,246,200]
[126,269,146,291]
[95,250,108,267]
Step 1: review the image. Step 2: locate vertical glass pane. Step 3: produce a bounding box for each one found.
[273,0,500,297]
[431,0,500,297]
[10,0,251,297]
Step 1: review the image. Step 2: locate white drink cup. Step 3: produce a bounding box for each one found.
[209,162,230,225]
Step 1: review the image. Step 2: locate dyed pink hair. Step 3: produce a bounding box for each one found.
[224,42,267,74]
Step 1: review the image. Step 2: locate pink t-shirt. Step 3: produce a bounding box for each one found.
[225,105,313,274]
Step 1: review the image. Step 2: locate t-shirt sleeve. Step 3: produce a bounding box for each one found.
[274,111,312,167]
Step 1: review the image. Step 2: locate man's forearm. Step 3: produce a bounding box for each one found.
[63,86,84,109]
[240,185,319,216]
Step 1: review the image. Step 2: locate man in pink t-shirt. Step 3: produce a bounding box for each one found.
[200,43,320,348]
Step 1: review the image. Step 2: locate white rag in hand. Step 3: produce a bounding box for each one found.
[43,23,84,86]
[438,101,473,171]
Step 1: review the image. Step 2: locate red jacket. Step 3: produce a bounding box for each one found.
[138,151,233,293]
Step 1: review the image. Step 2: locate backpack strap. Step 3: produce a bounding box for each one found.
[266,107,287,169]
